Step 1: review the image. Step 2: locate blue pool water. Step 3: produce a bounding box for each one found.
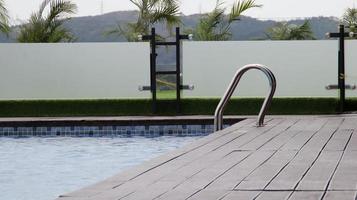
[0,136,201,200]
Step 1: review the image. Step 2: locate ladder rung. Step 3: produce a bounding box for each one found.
[156,71,177,75]
[156,42,177,46]
[325,84,356,90]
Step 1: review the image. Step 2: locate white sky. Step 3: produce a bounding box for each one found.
[6,0,357,24]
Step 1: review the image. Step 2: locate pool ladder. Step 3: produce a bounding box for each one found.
[214,64,277,131]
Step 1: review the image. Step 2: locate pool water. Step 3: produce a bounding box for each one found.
[0,136,200,200]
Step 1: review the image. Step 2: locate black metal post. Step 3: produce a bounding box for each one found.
[175,27,181,113]
[150,28,157,113]
[338,25,346,112]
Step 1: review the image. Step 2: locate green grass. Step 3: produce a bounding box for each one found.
[0,97,353,117]
[157,90,176,99]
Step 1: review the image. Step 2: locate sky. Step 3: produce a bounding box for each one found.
[6,0,357,24]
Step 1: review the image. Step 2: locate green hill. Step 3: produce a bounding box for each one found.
[0,11,339,42]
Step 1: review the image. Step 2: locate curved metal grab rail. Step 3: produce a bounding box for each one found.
[214,64,277,131]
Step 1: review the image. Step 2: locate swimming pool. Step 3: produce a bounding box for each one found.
[0,136,201,200]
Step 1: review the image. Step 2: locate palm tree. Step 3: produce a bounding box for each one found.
[265,20,315,40]
[0,0,10,35]
[107,0,181,41]
[17,0,77,43]
[189,0,261,41]
[342,7,357,37]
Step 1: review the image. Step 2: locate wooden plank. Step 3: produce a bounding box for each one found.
[263,150,319,190]
[338,117,357,130]
[266,119,342,191]
[185,189,228,200]
[296,151,343,191]
[260,130,300,151]
[205,119,330,192]
[235,150,297,190]
[255,191,291,200]
[153,187,202,200]
[329,151,357,190]
[280,131,319,151]
[302,118,343,151]
[238,119,298,150]
[221,191,260,200]
[346,131,357,151]
[286,118,327,132]
[285,118,315,131]
[58,178,124,198]
[324,129,353,151]
[212,118,285,153]
[152,151,258,200]
[323,191,357,200]
[121,151,251,200]
[288,191,323,200]
[204,150,276,191]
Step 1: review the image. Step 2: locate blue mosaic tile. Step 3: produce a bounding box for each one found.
[0,124,230,137]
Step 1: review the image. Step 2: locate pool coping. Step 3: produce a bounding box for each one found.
[0,116,247,127]
[0,114,355,127]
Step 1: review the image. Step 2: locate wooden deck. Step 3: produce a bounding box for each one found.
[57,115,357,200]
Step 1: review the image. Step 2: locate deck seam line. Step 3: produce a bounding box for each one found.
[286,119,343,200]
[186,119,296,199]
[238,119,325,191]
[237,119,301,199]
[251,120,322,199]
[320,129,354,200]
[262,119,334,191]
[183,120,287,199]
[211,119,284,152]
[253,119,300,151]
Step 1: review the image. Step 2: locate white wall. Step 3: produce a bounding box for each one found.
[183,41,341,97]
[0,43,150,99]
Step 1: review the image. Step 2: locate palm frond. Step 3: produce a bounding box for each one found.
[193,0,227,41]
[342,7,357,26]
[229,0,262,23]
[37,0,52,17]
[17,0,77,43]
[192,0,259,41]
[289,20,315,40]
[0,0,10,35]
[108,0,181,41]
[342,7,357,37]
[265,20,315,40]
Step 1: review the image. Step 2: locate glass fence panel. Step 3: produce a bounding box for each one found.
[345,40,357,98]
[183,41,338,98]
[0,43,150,99]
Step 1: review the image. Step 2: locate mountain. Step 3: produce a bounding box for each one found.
[0,11,339,43]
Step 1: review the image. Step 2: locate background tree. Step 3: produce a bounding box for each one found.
[17,0,77,43]
[189,0,261,41]
[265,20,315,40]
[342,7,357,38]
[107,0,181,41]
[0,0,10,35]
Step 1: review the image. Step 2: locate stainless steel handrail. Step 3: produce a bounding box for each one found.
[214,64,277,131]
